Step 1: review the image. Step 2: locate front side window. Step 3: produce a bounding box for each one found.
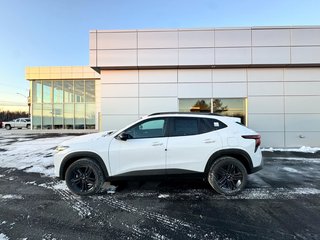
[125,119,166,139]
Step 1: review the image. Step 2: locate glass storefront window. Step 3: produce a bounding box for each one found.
[43,81,52,103]
[179,99,211,112]
[53,81,63,103]
[64,81,74,103]
[86,103,95,129]
[64,103,74,129]
[74,81,85,103]
[31,80,96,130]
[53,104,63,129]
[75,103,85,129]
[32,81,42,103]
[42,103,53,129]
[179,98,247,124]
[32,103,42,129]
[85,80,95,102]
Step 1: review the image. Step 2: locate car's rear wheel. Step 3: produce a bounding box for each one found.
[208,156,247,196]
[65,158,104,196]
[26,124,30,129]
[5,125,11,130]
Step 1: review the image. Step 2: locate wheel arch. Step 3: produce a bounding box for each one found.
[59,151,109,180]
[205,149,254,174]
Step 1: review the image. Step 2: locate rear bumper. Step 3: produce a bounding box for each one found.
[251,165,263,173]
[250,156,264,174]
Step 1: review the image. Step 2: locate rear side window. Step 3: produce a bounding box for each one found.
[169,117,227,137]
[171,117,198,136]
[199,118,227,133]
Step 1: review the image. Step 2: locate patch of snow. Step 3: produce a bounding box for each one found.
[51,182,68,191]
[0,194,23,200]
[262,146,320,153]
[0,136,74,177]
[0,139,13,144]
[0,233,9,240]
[106,185,117,194]
[0,175,4,178]
[101,182,117,194]
[158,194,170,199]
[282,167,300,173]
[227,187,320,200]
[271,157,320,163]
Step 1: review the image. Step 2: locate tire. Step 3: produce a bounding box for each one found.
[5,125,11,130]
[208,156,247,196]
[65,158,105,196]
[26,124,30,129]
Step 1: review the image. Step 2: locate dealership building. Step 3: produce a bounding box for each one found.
[26,26,320,147]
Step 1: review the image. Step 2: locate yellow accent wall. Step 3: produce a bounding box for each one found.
[25,66,100,80]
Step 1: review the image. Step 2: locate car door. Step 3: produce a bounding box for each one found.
[108,118,168,176]
[166,117,223,173]
[12,119,19,128]
[18,119,26,128]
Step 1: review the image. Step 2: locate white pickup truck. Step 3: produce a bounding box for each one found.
[2,118,31,130]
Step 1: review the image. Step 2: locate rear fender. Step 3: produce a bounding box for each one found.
[205,149,254,174]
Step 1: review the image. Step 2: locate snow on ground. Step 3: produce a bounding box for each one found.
[262,146,320,153]
[0,233,9,240]
[0,136,74,177]
[0,194,24,200]
[282,167,300,173]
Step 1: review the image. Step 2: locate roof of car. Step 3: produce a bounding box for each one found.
[148,112,221,116]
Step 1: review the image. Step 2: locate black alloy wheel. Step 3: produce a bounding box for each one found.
[65,158,104,196]
[208,156,247,195]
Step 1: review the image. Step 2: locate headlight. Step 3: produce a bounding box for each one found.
[55,145,69,152]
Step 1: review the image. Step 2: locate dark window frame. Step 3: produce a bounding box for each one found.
[168,117,228,137]
[121,117,169,139]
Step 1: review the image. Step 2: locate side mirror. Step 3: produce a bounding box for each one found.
[118,132,130,141]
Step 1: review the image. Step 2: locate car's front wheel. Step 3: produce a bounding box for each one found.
[65,158,105,196]
[208,156,247,196]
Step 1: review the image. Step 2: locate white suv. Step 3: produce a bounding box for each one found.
[54,113,263,196]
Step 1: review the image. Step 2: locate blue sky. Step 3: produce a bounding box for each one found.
[0,0,320,110]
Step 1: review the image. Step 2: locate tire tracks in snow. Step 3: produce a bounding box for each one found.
[42,180,166,239]
[43,180,227,239]
[91,195,227,239]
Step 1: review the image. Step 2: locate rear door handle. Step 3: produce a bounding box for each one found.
[203,139,216,144]
[152,142,163,146]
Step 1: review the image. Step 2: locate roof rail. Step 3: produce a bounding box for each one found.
[148,112,221,116]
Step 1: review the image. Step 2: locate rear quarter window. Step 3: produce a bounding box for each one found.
[199,118,227,134]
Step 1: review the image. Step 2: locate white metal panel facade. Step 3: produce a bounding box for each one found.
[91,26,320,147]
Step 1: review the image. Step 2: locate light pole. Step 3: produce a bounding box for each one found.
[16,92,31,117]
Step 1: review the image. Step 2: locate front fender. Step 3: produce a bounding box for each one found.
[59,151,109,180]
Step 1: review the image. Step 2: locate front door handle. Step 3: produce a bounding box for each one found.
[152,142,163,146]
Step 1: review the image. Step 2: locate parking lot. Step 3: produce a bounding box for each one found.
[0,132,320,240]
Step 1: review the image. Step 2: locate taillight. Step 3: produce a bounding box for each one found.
[242,135,261,152]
